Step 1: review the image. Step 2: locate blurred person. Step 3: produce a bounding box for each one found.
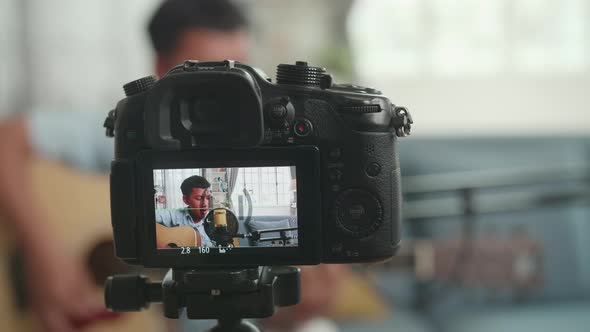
[0,1,247,331]
[148,0,249,76]
[0,0,345,331]
[0,117,108,332]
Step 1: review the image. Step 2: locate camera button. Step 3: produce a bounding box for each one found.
[328,148,342,162]
[347,204,366,220]
[294,119,312,137]
[329,168,343,182]
[270,104,287,120]
[366,162,381,177]
[333,189,383,238]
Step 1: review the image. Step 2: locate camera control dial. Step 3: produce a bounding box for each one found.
[276,61,332,88]
[333,189,383,238]
[123,76,156,97]
[264,96,295,130]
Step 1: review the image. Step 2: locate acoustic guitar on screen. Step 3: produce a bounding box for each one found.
[155,209,247,249]
[155,223,201,248]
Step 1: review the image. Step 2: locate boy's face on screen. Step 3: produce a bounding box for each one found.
[183,187,211,222]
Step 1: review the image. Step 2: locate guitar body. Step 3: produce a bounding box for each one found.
[156,223,201,248]
[0,158,164,332]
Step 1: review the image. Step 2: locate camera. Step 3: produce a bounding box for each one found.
[104,60,412,268]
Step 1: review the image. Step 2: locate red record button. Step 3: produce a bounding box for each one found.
[294,119,312,137]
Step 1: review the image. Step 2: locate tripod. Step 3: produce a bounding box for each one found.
[104,266,300,332]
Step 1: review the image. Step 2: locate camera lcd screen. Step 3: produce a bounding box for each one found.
[153,166,298,254]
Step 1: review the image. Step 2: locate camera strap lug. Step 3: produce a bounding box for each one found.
[104,110,116,137]
[391,107,413,137]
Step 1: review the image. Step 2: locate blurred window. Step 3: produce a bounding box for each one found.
[347,0,590,135]
[348,0,590,78]
[233,167,291,208]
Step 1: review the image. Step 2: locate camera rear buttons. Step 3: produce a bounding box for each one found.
[270,104,287,120]
[333,189,383,238]
[328,148,342,162]
[266,96,293,130]
[329,168,343,182]
[294,119,313,137]
[365,162,381,177]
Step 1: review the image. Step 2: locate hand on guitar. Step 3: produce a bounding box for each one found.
[0,117,117,331]
[22,238,117,332]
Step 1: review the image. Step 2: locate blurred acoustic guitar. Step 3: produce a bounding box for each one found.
[0,158,165,332]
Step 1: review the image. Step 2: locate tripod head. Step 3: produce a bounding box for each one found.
[105,266,300,332]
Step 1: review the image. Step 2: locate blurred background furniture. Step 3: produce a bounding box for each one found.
[2,1,589,331]
[337,136,590,332]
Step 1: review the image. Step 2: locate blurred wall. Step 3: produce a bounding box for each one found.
[1,0,588,136]
[348,0,590,135]
[0,0,353,114]
[0,0,160,113]
[0,0,27,113]
[244,0,355,81]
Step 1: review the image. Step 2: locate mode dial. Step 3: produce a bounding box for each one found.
[123,76,156,97]
[276,61,331,88]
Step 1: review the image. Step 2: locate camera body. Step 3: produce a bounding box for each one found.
[104,60,412,268]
